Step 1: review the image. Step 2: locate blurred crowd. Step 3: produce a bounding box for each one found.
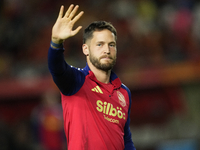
[1,0,200,149]
[0,90,66,150]
[0,0,200,79]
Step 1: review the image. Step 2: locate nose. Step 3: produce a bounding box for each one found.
[104,44,110,54]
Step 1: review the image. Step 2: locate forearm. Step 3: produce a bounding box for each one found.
[48,44,66,75]
[48,45,73,95]
[48,44,85,96]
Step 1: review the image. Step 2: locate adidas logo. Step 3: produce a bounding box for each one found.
[91,86,103,94]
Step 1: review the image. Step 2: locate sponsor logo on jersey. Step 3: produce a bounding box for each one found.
[117,91,126,107]
[91,86,103,94]
[104,115,119,124]
[96,100,126,124]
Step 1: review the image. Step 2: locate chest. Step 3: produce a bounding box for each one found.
[78,78,130,125]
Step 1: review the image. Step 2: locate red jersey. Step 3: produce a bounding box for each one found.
[48,47,135,150]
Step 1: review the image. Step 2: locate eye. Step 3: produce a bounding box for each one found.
[97,43,102,46]
[109,43,116,47]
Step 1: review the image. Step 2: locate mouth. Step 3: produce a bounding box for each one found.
[101,57,111,60]
[100,55,112,60]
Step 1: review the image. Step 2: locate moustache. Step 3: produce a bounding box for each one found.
[100,55,113,59]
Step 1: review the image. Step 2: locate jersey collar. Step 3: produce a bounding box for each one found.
[83,63,121,89]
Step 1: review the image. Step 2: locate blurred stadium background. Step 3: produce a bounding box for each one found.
[0,0,200,149]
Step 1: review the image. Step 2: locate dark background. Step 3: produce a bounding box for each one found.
[0,0,200,149]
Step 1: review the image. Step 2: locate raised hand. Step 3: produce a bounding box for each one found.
[51,5,84,44]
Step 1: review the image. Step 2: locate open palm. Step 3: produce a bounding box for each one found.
[52,5,84,44]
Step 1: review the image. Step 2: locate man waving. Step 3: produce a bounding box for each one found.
[48,4,136,150]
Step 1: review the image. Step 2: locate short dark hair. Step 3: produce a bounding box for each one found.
[83,21,117,44]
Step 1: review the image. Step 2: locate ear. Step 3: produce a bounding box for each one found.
[82,44,89,56]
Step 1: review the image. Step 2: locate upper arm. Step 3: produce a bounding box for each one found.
[52,65,85,95]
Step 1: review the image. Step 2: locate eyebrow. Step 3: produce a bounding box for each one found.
[96,41,116,44]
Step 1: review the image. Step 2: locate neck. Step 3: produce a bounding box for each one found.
[87,62,111,84]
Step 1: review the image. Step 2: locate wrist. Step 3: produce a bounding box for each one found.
[50,40,63,49]
[51,37,64,44]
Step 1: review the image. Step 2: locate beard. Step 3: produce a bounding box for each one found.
[89,52,116,71]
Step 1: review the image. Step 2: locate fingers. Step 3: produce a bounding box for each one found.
[64,4,74,18]
[72,11,84,23]
[59,4,84,21]
[58,5,64,19]
[68,5,79,19]
[72,26,83,36]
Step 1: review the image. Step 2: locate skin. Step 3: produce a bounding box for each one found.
[82,30,117,83]
[51,4,117,84]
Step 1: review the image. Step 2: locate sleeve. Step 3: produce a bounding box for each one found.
[48,46,85,96]
[123,86,136,150]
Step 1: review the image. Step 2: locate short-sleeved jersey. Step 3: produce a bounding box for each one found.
[48,46,136,150]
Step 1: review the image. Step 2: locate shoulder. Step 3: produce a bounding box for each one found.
[58,65,88,96]
[121,83,131,97]
[121,83,132,108]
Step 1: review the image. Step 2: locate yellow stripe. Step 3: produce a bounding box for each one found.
[96,86,103,94]
[94,88,99,93]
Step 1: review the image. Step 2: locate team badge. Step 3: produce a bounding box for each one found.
[117,91,126,107]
